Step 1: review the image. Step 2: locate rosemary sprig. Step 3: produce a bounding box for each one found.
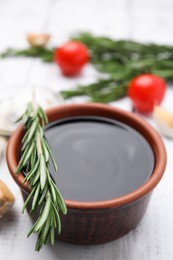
[1,32,173,103]
[0,47,54,62]
[61,79,128,103]
[16,102,67,251]
[61,33,173,102]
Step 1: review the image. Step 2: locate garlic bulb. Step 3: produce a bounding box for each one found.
[153,106,173,138]
[0,85,61,161]
[0,180,15,218]
[27,33,50,47]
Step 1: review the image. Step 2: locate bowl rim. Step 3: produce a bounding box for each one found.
[6,103,167,209]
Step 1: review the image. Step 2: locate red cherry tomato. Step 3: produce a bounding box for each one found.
[128,74,166,113]
[54,41,89,76]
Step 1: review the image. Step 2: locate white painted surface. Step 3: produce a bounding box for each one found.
[0,0,173,259]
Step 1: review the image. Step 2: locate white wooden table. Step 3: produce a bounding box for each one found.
[0,0,173,259]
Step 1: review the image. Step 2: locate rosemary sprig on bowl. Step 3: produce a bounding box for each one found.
[16,102,67,251]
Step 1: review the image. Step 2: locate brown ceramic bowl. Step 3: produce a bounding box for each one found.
[6,103,166,245]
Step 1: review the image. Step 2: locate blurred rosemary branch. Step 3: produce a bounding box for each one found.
[61,33,173,102]
[1,32,173,103]
[0,47,54,62]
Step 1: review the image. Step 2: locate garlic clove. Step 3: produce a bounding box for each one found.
[153,105,173,139]
[27,33,50,48]
[0,137,7,164]
[0,180,15,218]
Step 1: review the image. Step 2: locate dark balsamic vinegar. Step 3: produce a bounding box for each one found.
[44,116,154,202]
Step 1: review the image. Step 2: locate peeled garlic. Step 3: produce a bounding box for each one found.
[0,180,15,218]
[27,33,50,47]
[153,106,173,138]
[0,137,7,164]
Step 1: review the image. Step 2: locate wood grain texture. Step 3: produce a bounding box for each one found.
[0,0,173,259]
